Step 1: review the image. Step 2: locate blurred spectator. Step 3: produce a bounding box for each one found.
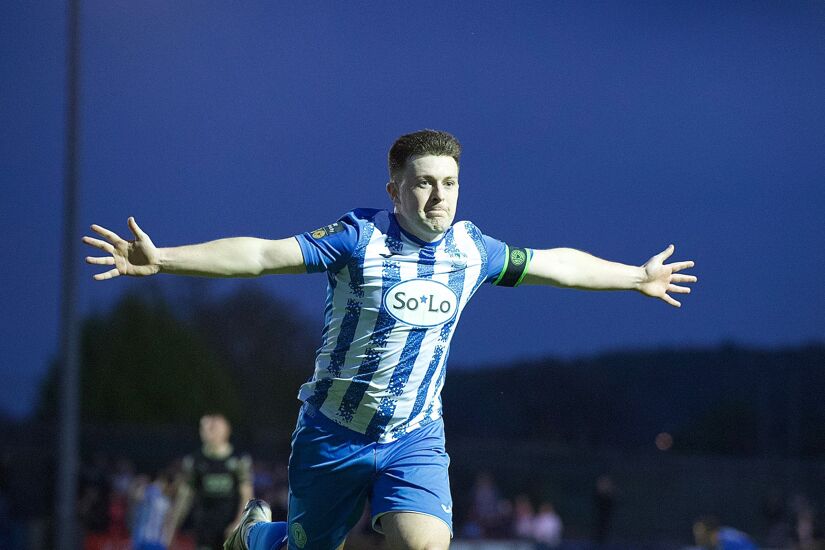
[532,502,563,549]
[459,508,484,540]
[112,458,136,498]
[472,472,501,521]
[512,494,535,540]
[470,471,510,537]
[130,470,175,550]
[592,474,616,545]
[790,494,825,550]
[693,515,757,550]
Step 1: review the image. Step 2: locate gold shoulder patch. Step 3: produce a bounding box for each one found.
[309,222,345,240]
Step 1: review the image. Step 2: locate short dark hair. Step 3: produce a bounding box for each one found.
[388,129,461,180]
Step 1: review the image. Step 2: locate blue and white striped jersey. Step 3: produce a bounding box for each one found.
[294,209,531,442]
[131,481,171,547]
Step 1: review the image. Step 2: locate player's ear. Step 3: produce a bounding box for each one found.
[386,180,399,203]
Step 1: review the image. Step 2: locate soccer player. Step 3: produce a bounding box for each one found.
[167,414,253,550]
[83,130,697,550]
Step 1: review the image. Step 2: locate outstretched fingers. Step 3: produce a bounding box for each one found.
[84,224,124,280]
[671,274,697,283]
[93,268,120,281]
[656,244,675,262]
[90,224,123,244]
[668,284,691,294]
[662,294,681,308]
[86,256,115,266]
[668,260,695,273]
[82,236,115,254]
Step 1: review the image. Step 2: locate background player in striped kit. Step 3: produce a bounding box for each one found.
[84,130,697,550]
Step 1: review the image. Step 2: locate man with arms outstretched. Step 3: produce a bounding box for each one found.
[84,130,697,550]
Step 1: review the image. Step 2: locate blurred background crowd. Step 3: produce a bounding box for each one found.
[1,429,824,549]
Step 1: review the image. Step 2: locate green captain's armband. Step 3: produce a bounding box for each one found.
[492,245,532,287]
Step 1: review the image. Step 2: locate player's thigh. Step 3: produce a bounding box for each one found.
[288,408,374,549]
[288,454,370,549]
[381,512,450,550]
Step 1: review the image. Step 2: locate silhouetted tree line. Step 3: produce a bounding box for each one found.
[443,344,825,458]
[38,286,825,458]
[38,282,315,441]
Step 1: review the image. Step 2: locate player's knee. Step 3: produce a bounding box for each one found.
[389,535,449,550]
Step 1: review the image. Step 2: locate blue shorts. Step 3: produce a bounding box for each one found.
[287,404,453,550]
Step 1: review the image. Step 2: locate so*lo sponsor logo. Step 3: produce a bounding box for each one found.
[383,279,458,327]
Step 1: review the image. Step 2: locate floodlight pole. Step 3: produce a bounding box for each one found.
[56,0,82,548]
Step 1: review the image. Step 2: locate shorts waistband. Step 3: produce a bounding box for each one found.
[297,402,378,444]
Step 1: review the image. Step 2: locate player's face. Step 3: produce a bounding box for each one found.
[387,154,459,242]
[199,415,230,446]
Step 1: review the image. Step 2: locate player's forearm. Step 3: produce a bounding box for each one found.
[235,482,254,524]
[157,237,305,277]
[521,248,645,290]
[168,484,193,532]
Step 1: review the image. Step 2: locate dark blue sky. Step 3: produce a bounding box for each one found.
[2,2,824,418]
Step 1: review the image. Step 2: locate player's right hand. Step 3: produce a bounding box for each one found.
[83,217,160,280]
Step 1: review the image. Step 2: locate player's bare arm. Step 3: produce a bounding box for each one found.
[226,480,255,539]
[165,477,193,545]
[83,216,306,280]
[521,244,697,307]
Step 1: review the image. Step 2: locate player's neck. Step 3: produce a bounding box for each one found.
[392,211,445,243]
[203,442,232,459]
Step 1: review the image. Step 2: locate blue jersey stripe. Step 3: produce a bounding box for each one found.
[420,347,449,429]
[438,230,468,342]
[364,245,437,439]
[390,344,444,437]
[307,223,374,408]
[393,232,466,437]
[305,377,333,410]
[327,299,362,376]
[347,223,374,297]
[336,263,399,422]
[365,328,426,439]
[337,220,403,422]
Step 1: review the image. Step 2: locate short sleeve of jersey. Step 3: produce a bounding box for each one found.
[295,212,361,274]
[483,235,508,283]
[482,233,534,287]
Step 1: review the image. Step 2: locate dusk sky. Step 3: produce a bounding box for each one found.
[2,1,824,418]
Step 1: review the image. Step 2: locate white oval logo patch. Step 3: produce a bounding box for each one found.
[383,279,458,327]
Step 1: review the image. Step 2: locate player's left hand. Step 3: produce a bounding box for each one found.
[637,244,697,307]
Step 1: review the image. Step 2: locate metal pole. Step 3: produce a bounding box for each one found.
[56,0,82,548]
